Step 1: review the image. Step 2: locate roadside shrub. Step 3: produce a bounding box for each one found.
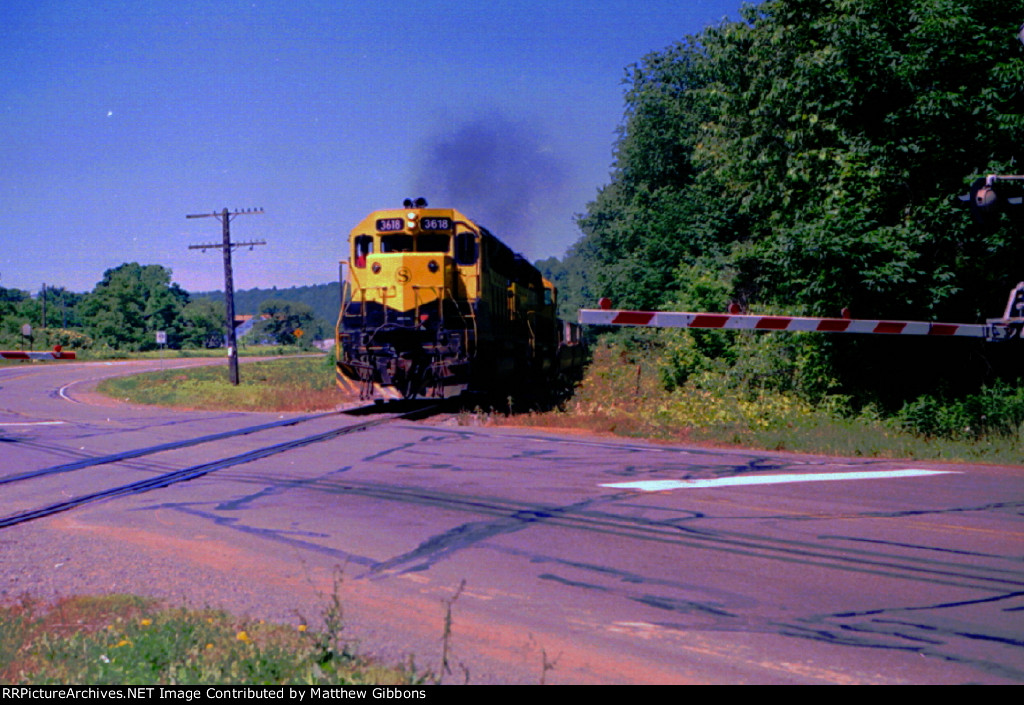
[898,382,1024,440]
[42,328,95,350]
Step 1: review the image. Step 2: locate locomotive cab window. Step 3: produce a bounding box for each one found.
[454,231,478,265]
[416,233,450,253]
[381,234,414,252]
[354,235,373,268]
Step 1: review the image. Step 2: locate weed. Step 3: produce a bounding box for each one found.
[539,647,559,686]
[495,341,1024,463]
[312,567,355,668]
[436,580,468,685]
[0,593,421,685]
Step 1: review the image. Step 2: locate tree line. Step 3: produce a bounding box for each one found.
[542,0,1024,411]
[0,263,330,352]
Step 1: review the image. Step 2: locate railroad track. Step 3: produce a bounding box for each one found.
[0,401,438,530]
[7,397,1022,597]
[210,468,1024,595]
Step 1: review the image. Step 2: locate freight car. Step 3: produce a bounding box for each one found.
[336,199,585,400]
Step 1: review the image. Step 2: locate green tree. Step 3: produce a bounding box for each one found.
[574,38,736,311]
[180,297,225,349]
[0,287,30,347]
[698,0,1024,321]
[38,286,86,329]
[253,299,316,347]
[80,263,189,350]
[0,285,90,350]
[567,0,1024,406]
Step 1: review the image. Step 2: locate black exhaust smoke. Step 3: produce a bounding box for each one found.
[411,112,569,255]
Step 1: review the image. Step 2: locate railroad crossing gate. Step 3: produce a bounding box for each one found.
[0,347,77,360]
[578,283,1024,343]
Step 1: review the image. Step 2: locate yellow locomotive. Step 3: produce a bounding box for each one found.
[336,199,584,400]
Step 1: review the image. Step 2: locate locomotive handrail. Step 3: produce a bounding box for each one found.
[444,288,478,358]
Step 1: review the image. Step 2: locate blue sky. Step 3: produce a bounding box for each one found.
[1,0,747,294]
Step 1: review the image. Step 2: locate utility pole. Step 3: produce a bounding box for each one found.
[187,208,266,385]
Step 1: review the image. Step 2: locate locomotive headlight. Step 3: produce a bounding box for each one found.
[427,260,439,273]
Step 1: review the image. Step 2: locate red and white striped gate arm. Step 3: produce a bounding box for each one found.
[0,349,77,360]
[578,309,990,338]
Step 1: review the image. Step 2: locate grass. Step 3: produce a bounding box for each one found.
[88,346,1024,465]
[96,356,349,412]
[0,594,423,685]
[483,342,1024,465]
[84,345,1024,461]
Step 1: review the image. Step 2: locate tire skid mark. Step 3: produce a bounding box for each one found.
[155,470,1024,680]
[214,470,1024,593]
[791,594,1024,681]
[0,407,422,529]
[215,466,354,511]
[144,502,375,568]
[366,499,601,577]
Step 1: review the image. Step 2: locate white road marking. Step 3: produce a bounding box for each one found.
[600,468,959,492]
[0,421,65,427]
[58,381,85,403]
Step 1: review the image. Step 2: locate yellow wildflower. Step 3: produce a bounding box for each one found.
[236,631,251,643]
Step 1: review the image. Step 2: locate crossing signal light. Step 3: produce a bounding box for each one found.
[969,178,998,225]
[959,175,1024,226]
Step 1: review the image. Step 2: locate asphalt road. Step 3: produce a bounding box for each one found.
[1,359,1023,684]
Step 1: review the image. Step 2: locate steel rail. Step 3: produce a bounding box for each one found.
[202,467,1024,594]
[0,404,436,529]
[0,400,423,487]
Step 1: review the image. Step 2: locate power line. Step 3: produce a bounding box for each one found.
[186,208,266,385]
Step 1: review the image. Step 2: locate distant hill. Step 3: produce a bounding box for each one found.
[191,282,341,337]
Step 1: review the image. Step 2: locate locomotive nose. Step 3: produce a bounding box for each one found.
[363,253,450,317]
